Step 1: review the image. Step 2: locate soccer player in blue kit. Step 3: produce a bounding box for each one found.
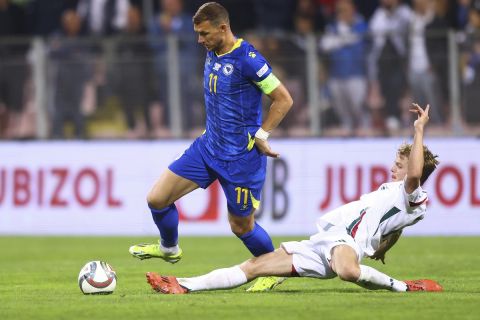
[129,2,293,291]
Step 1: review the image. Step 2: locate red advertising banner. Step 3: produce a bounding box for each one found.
[0,139,478,236]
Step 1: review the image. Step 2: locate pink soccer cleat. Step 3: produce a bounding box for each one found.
[146,272,188,294]
[404,279,443,292]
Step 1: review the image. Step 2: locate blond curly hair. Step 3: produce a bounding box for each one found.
[397,143,440,185]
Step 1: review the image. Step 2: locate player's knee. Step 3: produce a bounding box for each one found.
[230,220,253,237]
[229,213,254,236]
[336,265,361,283]
[146,190,169,210]
[230,224,248,236]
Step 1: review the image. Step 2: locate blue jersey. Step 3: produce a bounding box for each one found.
[201,38,273,161]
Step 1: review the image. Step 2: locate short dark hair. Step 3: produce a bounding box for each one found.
[192,2,229,26]
[397,143,439,185]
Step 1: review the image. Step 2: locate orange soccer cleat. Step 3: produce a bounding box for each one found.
[146,272,188,294]
[404,279,443,292]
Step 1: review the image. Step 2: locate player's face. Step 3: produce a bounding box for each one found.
[391,154,408,182]
[194,20,226,52]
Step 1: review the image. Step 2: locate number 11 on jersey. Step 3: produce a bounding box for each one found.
[209,73,218,94]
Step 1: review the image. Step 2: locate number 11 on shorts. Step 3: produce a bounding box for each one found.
[235,187,249,205]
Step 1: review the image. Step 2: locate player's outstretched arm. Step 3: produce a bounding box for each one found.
[255,84,293,158]
[369,230,402,264]
[405,103,430,194]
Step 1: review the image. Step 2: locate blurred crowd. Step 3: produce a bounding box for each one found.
[1,0,480,139]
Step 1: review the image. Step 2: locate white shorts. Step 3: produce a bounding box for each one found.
[281,226,362,279]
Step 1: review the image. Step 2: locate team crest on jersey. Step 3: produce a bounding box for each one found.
[213,63,221,71]
[206,57,212,66]
[222,63,234,76]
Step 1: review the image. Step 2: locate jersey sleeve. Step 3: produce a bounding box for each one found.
[242,49,280,94]
[378,183,388,191]
[403,184,428,213]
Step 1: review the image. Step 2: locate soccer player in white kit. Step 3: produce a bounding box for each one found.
[145,103,443,294]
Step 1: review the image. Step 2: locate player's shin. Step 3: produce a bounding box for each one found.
[177,266,248,292]
[238,222,274,257]
[150,204,179,249]
[356,265,407,292]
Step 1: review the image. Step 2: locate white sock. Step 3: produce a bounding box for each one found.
[357,265,407,292]
[159,243,179,255]
[177,266,248,292]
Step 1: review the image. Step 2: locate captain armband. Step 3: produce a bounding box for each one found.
[254,73,281,95]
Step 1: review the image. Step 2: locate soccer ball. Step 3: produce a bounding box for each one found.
[78,261,117,294]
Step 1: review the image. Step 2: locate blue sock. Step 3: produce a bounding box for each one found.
[149,204,179,247]
[238,222,274,257]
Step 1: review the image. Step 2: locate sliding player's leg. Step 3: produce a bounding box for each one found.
[330,245,442,292]
[146,247,293,294]
[331,244,404,291]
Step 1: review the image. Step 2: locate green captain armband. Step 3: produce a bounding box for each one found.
[255,73,281,95]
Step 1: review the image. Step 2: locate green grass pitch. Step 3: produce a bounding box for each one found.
[1,236,479,320]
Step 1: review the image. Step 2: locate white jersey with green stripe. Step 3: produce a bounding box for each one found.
[318,181,427,257]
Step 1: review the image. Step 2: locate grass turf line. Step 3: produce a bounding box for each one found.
[0,236,479,320]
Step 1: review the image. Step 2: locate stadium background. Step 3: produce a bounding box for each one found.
[0,1,479,319]
[1,0,479,235]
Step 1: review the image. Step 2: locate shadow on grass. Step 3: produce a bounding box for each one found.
[186,288,366,295]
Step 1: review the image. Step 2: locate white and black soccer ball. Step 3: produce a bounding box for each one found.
[78,261,117,294]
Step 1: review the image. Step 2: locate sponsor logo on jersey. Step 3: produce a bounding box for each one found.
[206,57,212,65]
[222,63,234,76]
[256,63,268,77]
[248,51,256,58]
[213,63,221,71]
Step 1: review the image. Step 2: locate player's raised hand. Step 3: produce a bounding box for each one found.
[410,103,430,129]
[255,137,280,158]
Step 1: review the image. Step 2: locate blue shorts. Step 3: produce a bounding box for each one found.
[169,137,266,216]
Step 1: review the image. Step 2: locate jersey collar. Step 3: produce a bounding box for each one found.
[215,38,243,57]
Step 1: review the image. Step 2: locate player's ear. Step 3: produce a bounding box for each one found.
[220,23,227,33]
